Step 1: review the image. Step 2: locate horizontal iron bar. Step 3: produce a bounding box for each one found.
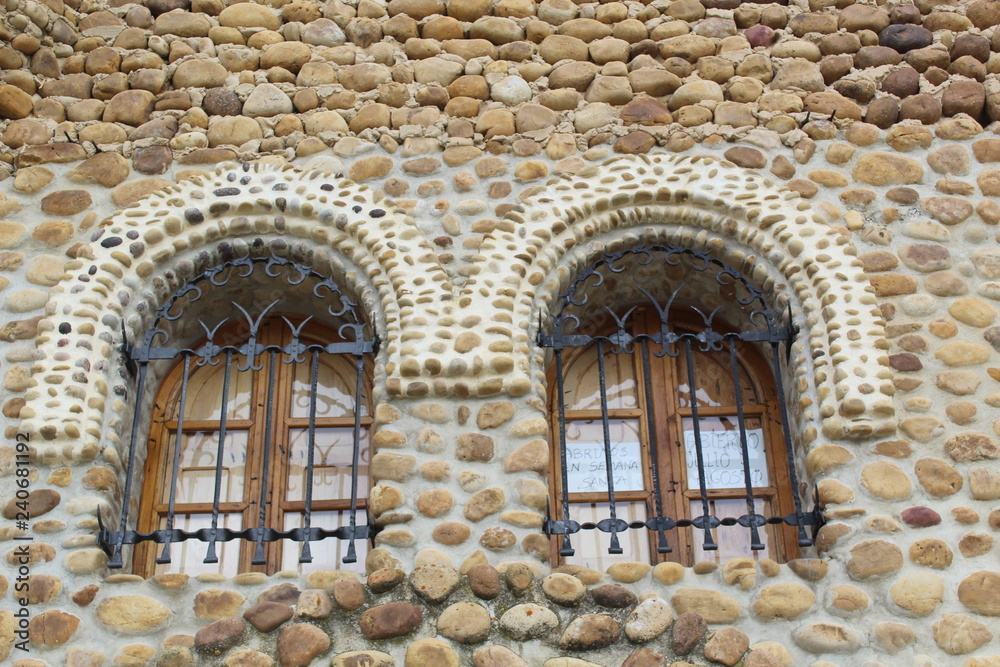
[134,340,376,363]
[545,508,824,538]
[100,524,370,557]
[540,328,789,350]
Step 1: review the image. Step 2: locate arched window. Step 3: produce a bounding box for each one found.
[541,244,822,569]
[100,257,376,576]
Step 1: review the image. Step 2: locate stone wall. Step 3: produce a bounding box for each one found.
[3,0,1000,664]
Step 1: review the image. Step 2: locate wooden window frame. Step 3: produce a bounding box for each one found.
[546,308,802,567]
[132,316,373,577]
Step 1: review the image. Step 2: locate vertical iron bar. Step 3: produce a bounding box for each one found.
[110,361,148,569]
[684,338,716,551]
[596,340,622,554]
[728,337,764,551]
[554,348,575,556]
[639,339,670,553]
[204,350,234,564]
[770,340,810,546]
[344,351,366,564]
[300,348,321,563]
[158,354,191,565]
[252,350,279,565]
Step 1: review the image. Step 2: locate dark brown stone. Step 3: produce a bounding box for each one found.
[620,97,673,125]
[943,81,986,118]
[257,583,301,605]
[202,87,242,116]
[194,617,245,652]
[275,623,330,667]
[900,93,942,124]
[622,647,667,667]
[2,489,60,519]
[358,602,423,640]
[744,25,775,48]
[881,67,919,98]
[952,34,991,63]
[467,564,502,599]
[132,145,172,175]
[967,0,1000,29]
[72,585,99,607]
[889,353,922,372]
[724,147,766,169]
[332,578,365,611]
[879,24,932,53]
[243,602,293,632]
[591,584,637,608]
[901,506,942,528]
[613,131,655,154]
[854,46,901,69]
[820,54,854,84]
[129,116,177,141]
[671,611,706,655]
[866,97,899,128]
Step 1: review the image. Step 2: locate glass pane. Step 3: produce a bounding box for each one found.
[153,513,241,578]
[691,498,769,564]
[562,344,638,410]
[281,510,368,573]
[168,360,253,421]
[286,428,370,502]
[564,501,650,570]
[677,343,759,407]
[682,416,769,490]
[166,431,248,504]
[290,354,368,418]
[563,420,644,493]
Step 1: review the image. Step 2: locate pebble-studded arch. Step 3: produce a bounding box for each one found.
[471,153,896,441]
[20,161,453,463]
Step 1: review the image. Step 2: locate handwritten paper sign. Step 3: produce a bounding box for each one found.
[685,428,768,490]
[565,441,644,493]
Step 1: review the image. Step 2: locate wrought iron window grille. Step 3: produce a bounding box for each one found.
[99,256,379,570]
[538,243,824,559]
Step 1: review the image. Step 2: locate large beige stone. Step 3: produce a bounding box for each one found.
[846,540,902,579]
[853,152,924,185]
[958,571,1000,615]
[671,588,741,624]
[933,614,993,655]
[97,596,171,633]
[889,573,944,616]
[753,583,815,620]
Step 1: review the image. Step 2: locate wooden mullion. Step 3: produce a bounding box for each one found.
[264,320,297,575]
[135,416,170,577]
[642,309,687,564]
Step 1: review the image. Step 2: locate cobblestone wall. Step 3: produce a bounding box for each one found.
[3,0,1000,664]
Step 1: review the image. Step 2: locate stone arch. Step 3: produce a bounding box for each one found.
[470,153,895,440]
[20,161,453,462]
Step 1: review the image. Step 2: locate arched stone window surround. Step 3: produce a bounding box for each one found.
[469,153,896,441]
[19,162,453,465]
